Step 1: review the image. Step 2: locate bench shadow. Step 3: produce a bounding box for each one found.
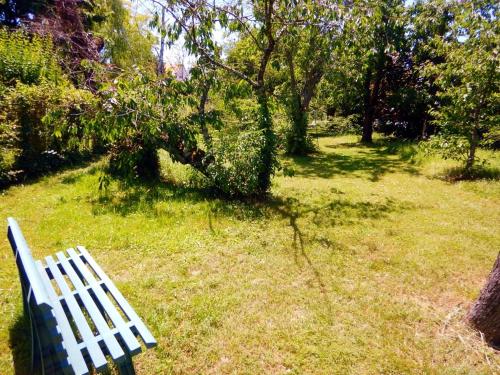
[9,312,31,375]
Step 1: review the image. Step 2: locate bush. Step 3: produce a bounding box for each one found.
[420,134,472,164]
[0,28,95,185]
[0,81,95,177]
[206,130,269,196]
[0,117,21,187]
[0,28,63,86]
[326,115,360,135]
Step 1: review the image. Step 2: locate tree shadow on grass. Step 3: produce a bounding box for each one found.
[84,176,416,322]
[289,138,420,181]
[87,172,415,227]
[9,312,31,375]
[89,179,220,217]
[439,165,500,182]
[245,194,416,317]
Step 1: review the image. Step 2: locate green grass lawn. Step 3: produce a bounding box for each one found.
[1,135,499,374]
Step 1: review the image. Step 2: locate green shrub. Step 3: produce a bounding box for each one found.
[326,115,360,135]
[91,73,183,181]
[0,28,63,86]
[206,130,269,196]
[0,115,21,186]
[0,81,95,176]
[420,135,472,164]
[0,28,95,184]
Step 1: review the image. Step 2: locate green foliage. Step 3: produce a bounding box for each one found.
[91,0,157,72]
[424,0,499,173]
[326,115,360,135]
[0,28,63,86]
[0,81,95,174]
[92,69,279,196]
[0,27,96,184]
[90,71,189,180]
[420,134,473,163]
[0,115,21,186]
[206,130,269,196]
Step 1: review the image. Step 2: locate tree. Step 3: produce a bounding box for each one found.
[468,253,500,347]
[278,1,343,155]
[94,0,157,73]
[24,0,105,85]
[402,0,453,140]
[150,0,304,194]
[318,0,407,143]
[356,0,407,143]
[91,72,208,180]
[424,0,499,175]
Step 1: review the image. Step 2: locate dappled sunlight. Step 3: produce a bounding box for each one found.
[284,137,420,182]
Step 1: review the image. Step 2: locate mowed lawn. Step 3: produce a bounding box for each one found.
[1,135,499,374]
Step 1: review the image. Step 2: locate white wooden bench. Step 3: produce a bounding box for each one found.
[7,217,156,374]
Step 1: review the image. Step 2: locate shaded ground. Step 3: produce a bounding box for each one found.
[1,135,499,374]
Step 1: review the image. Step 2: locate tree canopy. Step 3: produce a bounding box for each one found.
[0,0,498,191]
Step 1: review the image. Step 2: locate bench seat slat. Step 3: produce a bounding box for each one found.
[55,280,106,302]
[35,260,89,375]
[66,248,142,356]
[45,255,109,372]
[54,251,127,365]
[77,246,157,348]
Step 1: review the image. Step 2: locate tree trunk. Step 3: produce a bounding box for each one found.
[421,119,428,140]
[465,126,479,175]
[285,49,309,156]
[136,146,161,180]
[256,89,274,194]
[361,66,374,143]
[287,70,323,156]
[157,7,166,76]
[287,96,309,155]
[468,253,500,347]
[361,49,384,144]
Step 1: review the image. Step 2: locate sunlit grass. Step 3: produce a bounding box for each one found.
[1,135,499,374]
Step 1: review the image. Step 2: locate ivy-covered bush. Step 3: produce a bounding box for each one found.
[0,82,95,176]
[0,28,96,185]
[206,130,268,196]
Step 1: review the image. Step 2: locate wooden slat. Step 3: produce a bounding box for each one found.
[56,281,107,302]
[45,255,109,372]
[54,251,127,364]
[66,248,142,356]
[35,260,89,375]
[77,246,157,348]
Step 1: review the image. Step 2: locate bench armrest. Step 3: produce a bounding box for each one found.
[7,217,53,312]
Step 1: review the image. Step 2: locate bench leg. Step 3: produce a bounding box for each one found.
[28,308,43,375]
[117,352,136,375]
